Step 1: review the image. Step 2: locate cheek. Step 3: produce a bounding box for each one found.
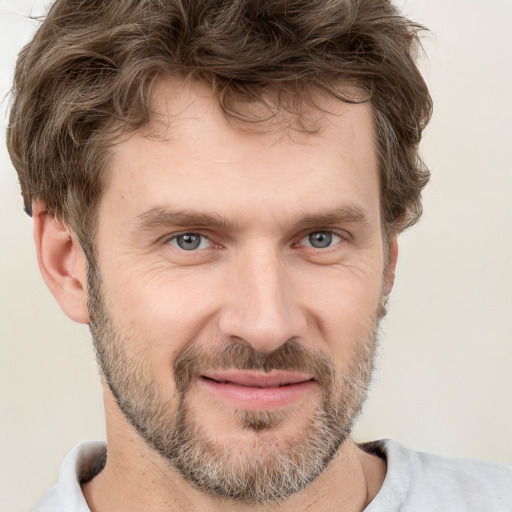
[300,264,383,354]
[98,244,384,372]
[103,263,223,358]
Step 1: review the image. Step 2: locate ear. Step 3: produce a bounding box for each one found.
[383,235,398,296]
[32,201,90,324]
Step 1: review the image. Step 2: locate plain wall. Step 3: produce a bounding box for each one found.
[1,1,511,510]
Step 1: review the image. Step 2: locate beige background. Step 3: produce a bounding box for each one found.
[1,1,511,510]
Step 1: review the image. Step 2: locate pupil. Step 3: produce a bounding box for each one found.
[309,232,332,248]
[178,234,200,250]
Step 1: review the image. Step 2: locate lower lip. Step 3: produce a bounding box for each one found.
[199,378,316,409]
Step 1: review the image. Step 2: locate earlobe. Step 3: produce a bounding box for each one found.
[32,201,90,324]
[383,236,399,296]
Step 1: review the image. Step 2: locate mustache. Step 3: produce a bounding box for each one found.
[173,339,336,395]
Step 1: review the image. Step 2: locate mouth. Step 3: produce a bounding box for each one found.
[198,370,316,409]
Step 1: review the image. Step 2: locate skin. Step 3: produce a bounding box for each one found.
[34,79,396,512]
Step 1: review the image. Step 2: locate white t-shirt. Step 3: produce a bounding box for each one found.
[31,439,512,511]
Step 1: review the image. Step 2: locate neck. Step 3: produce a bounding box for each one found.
[82,437,385,512]
[82,391,386,512]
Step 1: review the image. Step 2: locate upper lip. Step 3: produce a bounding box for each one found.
[201,370,314,388]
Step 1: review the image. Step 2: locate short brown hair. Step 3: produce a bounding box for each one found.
[7,0,432,255]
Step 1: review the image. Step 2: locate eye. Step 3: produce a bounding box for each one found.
[168,233,212,251]
[299,231,342,249]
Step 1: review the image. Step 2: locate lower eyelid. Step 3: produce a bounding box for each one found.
[165,231,346,251]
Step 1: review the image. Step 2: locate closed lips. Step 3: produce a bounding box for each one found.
[200,371,314,388]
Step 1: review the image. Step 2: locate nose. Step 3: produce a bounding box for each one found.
[218,246,307,353]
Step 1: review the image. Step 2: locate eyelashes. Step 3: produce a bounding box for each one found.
[167,233,213,251]
[298,231,343,249]
[166,230,345,252]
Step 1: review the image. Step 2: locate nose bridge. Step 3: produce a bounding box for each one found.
[219,242,305,352]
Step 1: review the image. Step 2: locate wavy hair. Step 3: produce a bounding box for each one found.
[7,0,432,255]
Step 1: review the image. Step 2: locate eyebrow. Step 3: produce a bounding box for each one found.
[134,207,238,232]
[291,206,370,231]
[134,205,370,233]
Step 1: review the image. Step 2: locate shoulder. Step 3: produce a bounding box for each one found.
[30,441,106,512]
[375,439,512,511]
[30,485,60,512]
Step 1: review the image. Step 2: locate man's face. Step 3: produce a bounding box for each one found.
[88,80,392,503]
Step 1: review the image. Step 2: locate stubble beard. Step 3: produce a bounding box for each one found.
[87,265,381,504]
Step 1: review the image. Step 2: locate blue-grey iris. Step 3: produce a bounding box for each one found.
[176,233,201,250]
[309,231,332,248]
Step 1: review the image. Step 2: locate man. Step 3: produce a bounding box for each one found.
[6,0,511,510]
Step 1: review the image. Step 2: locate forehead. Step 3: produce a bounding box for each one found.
[101,77,379,230]
[148,77,370,132]
[146,78,374,144]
